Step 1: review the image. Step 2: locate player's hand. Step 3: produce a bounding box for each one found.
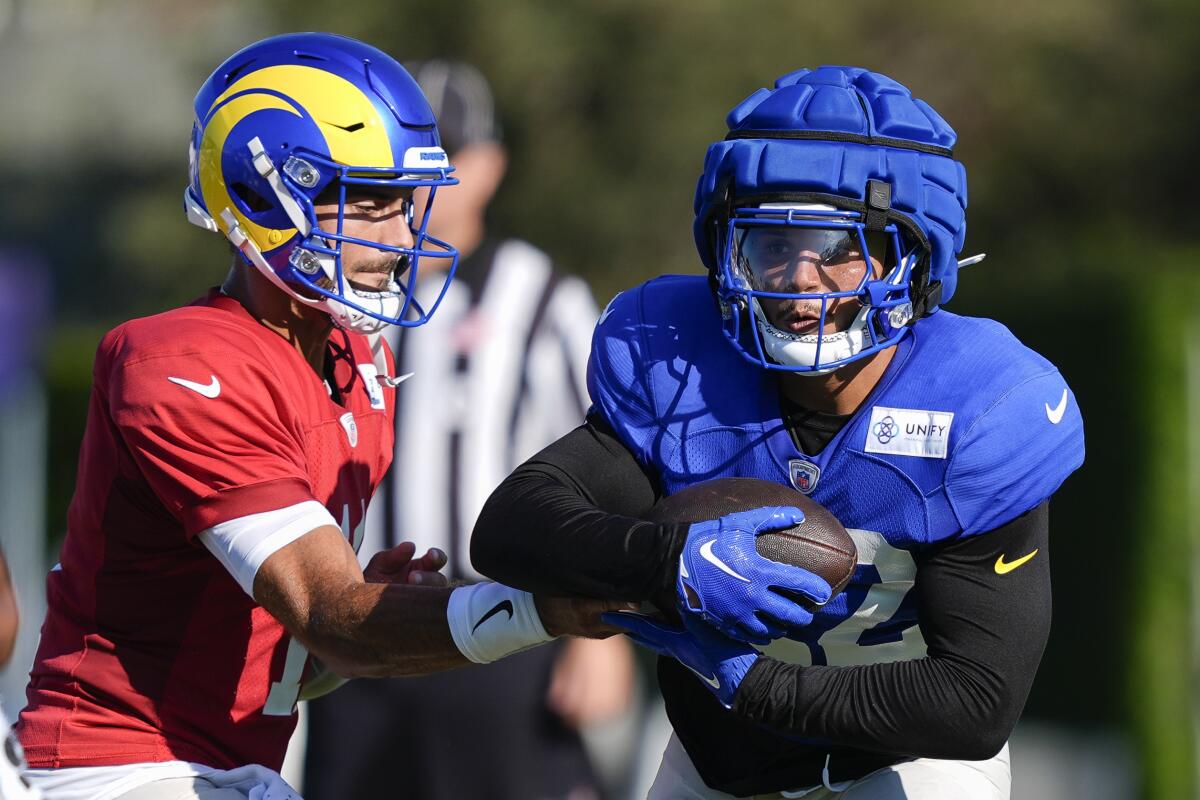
[678,506,831,645]
[604,610,758,709]
[363,542,449,587]
[535,596,638,639]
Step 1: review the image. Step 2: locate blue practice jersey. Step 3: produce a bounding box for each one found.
[588,275,1084,668]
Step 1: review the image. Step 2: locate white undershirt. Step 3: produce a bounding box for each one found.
[199,500,339,597]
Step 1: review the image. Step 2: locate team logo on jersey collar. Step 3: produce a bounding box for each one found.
[339,412,359,448]
[356,364,387,410]
[788,459,821,494]
[864,406,954,459]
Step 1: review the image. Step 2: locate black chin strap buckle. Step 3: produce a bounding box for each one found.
[864,179,891,231]
[907,248,942,322]
[911,278,942,321]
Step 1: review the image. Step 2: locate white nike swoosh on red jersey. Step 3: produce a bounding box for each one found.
[167,375,221,398]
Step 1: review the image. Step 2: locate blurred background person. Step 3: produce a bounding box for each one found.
[0,252,49,800]
[1,548,42,799]
[301,61,638,800]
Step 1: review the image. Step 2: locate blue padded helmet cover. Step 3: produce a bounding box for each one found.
[693,66,968,304]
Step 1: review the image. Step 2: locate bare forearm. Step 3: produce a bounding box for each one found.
[250,527,468,678]
[252,528,621,680]
[296,582,625,678]
[296,582,467,678]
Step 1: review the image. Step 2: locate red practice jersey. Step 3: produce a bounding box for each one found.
[18,290,395,771]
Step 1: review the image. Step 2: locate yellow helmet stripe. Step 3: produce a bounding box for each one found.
[198,92,299,243]
[200,64,395,248]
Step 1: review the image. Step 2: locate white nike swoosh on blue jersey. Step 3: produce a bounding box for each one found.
[699,540,750,582]
[1044,388,1068,424]
[597,292,622,326]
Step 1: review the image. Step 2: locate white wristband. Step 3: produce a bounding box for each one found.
[447,582,554,664]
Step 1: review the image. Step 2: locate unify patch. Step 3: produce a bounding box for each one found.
[864,406,954,459]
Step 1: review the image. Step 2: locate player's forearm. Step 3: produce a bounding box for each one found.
[296,582,469,678]
[253,527,617,680]
[735,654,1024,760]
[735,504,1052,760]
[473,463,681,599]
[286,580,622,679]
[472,419,684,600]
[251,527,472,677]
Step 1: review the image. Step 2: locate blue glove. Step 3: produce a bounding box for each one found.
[603,610,758,708]
[677,506,831,645]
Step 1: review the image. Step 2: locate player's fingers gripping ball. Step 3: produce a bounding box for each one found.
[649,478,858,646]
[676,506,830,644]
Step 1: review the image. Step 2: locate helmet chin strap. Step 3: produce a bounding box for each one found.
[750,299,872,375]
[219,200,411,387]
[336,284,406,334]
[216,203,402,335]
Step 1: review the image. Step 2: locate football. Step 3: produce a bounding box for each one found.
[648,477,857,618]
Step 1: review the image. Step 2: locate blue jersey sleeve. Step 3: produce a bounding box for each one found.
[945,369,1084,535]
[586,287,660,465]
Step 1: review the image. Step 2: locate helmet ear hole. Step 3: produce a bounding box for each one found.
[229,182,273,214]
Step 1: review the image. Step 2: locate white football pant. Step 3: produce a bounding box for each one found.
[647,732,1010,800]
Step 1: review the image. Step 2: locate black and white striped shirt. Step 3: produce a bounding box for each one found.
[360,238,597,580]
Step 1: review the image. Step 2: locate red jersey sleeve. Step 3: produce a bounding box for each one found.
[104,331,317,538]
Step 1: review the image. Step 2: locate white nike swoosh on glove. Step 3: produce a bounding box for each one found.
[699,540,750,582]
[682,661,721,689]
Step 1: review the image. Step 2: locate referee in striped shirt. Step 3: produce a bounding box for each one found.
[303,62,636,800]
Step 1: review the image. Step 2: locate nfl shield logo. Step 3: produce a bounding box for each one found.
[789,459,821,494]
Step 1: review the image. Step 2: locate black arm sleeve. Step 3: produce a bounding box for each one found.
[732,502,1052,761]
[471,413,688,601]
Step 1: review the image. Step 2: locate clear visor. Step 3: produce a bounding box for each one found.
[715,204,921,373]
[733,226,873,295]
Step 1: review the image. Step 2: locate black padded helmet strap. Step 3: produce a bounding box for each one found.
[864,179,892,232]
[908,252,942,321]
